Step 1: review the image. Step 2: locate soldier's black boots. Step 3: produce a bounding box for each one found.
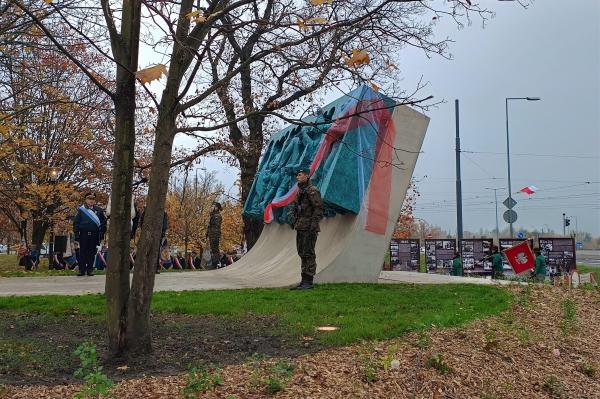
[290,273,314,290]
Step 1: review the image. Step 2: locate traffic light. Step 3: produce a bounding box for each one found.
[565,218,571,227]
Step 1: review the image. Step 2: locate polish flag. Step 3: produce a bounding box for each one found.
[519,185,538,196]
[503,241,535,274]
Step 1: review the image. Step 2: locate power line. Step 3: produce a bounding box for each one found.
[461,149,600,159]
[461,152,495,180]
[418,177,600,183]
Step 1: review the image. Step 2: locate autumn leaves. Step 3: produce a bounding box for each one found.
[136,0,376,87]
[136,64,169,85]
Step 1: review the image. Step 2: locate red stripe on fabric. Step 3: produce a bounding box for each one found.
[365,113,395,235]
[262,98,395,225]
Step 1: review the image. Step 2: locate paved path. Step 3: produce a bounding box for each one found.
[0,270,515,297]
[577,250,600,267]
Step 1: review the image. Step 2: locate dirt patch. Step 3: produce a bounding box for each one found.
[3,285,599,399]
[0,312,322,385]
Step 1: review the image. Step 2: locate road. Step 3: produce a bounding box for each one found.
[577,250,600,267]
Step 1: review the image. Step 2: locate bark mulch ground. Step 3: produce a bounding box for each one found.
[1,284,599,399]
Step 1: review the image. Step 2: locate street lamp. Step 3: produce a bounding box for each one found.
[505,96,541,237]
[47,166,61,259]
[49,167,60,182]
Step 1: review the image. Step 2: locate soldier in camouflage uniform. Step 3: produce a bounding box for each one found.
[206,201,223,268]
[287,169,324,290]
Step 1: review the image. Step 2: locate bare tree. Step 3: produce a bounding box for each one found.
[5,0,518,356]
[188,0,468,248]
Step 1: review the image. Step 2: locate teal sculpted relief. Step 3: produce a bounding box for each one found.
[243,85,397,224]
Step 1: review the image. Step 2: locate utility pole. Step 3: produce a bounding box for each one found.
[485,187,504,245]
[455,100,463,240]
[562,213,566,236]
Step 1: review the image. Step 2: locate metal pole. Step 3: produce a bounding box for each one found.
[455,99,463,240]
[505,98,514,238]
[562,213,566,236]
[494,189,499,245]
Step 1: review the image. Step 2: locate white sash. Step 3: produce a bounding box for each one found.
[79,206,101,227]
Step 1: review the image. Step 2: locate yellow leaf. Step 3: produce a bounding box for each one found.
[370,81,380,92]
[306,17,328,25]
[186,10,206,23]
[136,64,168,84]
[344,49,370,67]
[297,17,307,31]
[116,365,129,371]
[310,0,333,5]
[29,25,43,36]
[43,0,53,4]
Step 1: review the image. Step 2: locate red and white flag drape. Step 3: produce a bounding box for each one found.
[519,185,538,196]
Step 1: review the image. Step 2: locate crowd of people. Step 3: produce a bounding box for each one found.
[17,192,243,275]
[449,245,548,282]
[15,168,324,291]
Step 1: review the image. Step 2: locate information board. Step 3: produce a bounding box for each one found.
[389,239,420,271]
[499,238,534,269]
[499,238,535,252]
[425,239,457,273]
[459,239,494,271]
[538,237,576,274]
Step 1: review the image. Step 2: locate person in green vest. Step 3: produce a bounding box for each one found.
[534,247,547,283]
[491,245,504,279]
[451,252,463,276]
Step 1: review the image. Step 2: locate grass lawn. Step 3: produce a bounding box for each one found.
[576,264,599,276]
[0,283,510,384]
[0,254,79,277]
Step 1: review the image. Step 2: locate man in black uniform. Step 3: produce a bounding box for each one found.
[287,169,324,290]
[131,197,168,273]
[206,201,222,268]
[73,192,107,276]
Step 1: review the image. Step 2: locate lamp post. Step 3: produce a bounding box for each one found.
[47,167,60,259]
[505,96,540,238]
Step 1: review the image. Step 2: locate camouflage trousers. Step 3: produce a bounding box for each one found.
[209,236,220,267]
[296,230,318,276]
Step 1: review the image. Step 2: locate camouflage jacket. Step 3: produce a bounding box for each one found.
[207,212,222,239]
[288,182,324,231]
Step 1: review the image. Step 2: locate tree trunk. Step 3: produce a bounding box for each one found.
[31,220,48,253]
[239,157,262,250]
[19,219,28,246]
[125,0,195,354]
[103,0,141,358]
[242,215,263,251]
[105,90,137,356]
[126,109,176,354]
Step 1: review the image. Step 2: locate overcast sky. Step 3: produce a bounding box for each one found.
[177,0,600,236]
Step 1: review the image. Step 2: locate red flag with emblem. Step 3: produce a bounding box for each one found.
[503,240,535,274]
